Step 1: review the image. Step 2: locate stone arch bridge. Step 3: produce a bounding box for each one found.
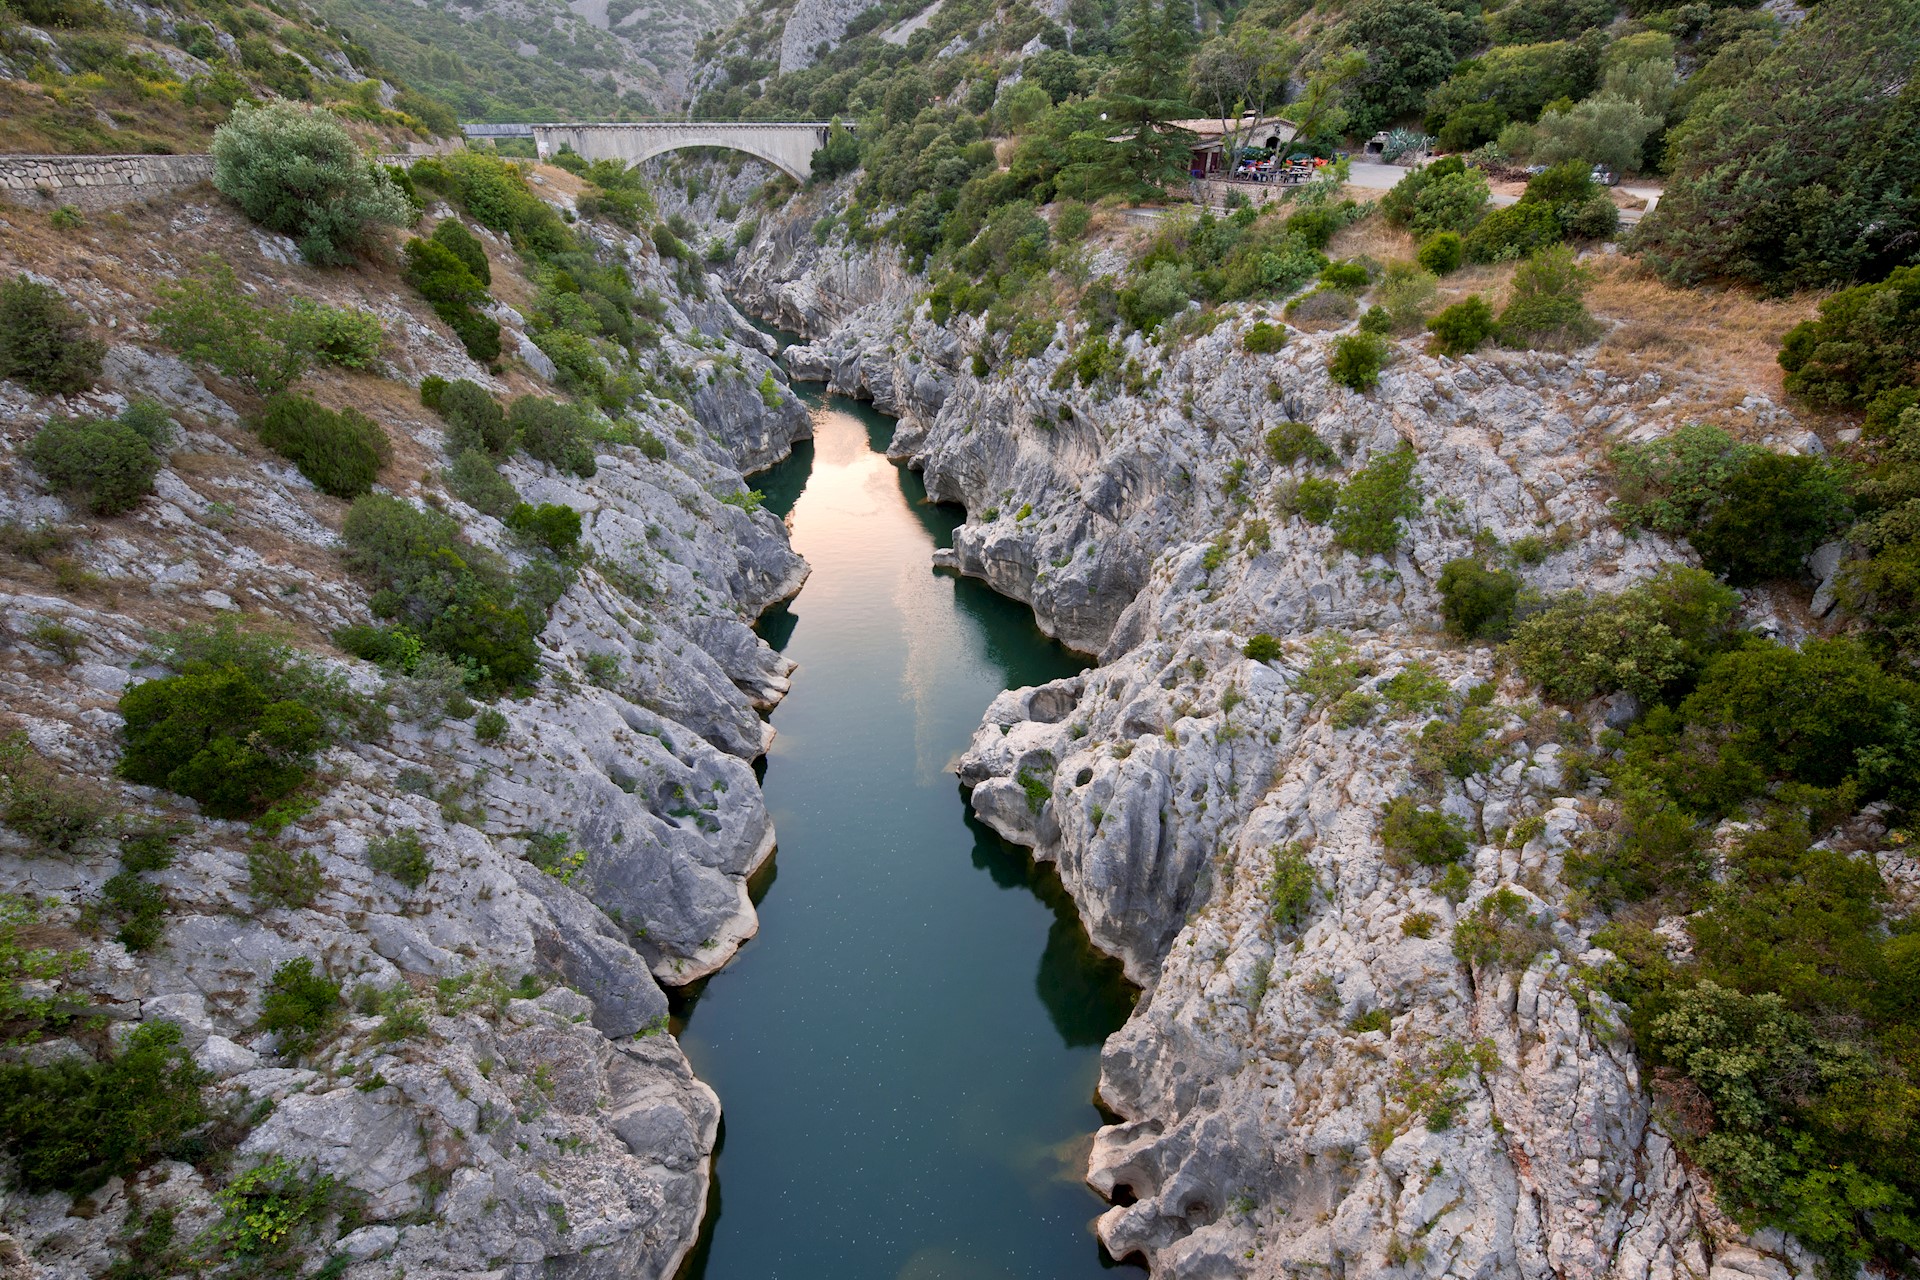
[462,122,842,182]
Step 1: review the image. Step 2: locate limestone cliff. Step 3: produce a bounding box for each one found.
[0,171,807,1275]
[721,175,1837,1280]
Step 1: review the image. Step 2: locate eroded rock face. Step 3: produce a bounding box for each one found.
[725,183,1826,1279]
[0,188,809,1276]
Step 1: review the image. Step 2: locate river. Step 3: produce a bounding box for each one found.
[672,389,1139,1278]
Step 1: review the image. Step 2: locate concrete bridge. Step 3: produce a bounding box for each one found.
[461,122,841,182]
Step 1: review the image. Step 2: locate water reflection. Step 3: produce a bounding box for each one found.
[671,394,1136,1279]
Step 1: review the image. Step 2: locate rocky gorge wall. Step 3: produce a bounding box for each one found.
[715,173,1839,1280]
[0,172,812,1276]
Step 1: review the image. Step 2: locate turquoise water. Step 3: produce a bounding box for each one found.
[673,391,1138,1278]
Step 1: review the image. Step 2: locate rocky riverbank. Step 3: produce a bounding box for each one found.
[713,168,1834,1280]
[0,173,809,1276]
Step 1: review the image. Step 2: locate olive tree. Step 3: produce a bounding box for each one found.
[212,102,413,266]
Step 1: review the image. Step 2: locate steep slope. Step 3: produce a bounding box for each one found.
[706,168,1863,1279]
[0,159,808,1275]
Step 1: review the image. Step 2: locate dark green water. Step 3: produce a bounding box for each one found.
[673,391,1138,1279]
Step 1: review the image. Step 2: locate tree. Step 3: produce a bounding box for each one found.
[1101,0,1197,193]
[211,102,412,266]
[809,118,860,183]
[1637,0,1920,291]
[1341,0,1480,137]
[1188,26,1296,169]
[1529,94,1662,176]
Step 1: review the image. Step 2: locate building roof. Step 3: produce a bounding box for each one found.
[1168,113,1299,146]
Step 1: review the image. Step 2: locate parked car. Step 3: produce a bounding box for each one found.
[1591,165,1619,187]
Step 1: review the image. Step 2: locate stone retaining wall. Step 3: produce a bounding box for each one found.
[0,153,217,209]
[0,142,457,210]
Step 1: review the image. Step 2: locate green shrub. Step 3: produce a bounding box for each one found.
[0,1021,208,1194]
[1265,421,1336,467]
[1243,320,1287,354]
[403,237,500,363]
[0,730,118,853]
[341,495,540,692]
[524,829,585,883]
[1267,843,1316,929]
[334,623,423,671]
[1426,296,1497,357]
[205,1156,340,1265]
[1331,443,1421,556]
[1690,452,1850,586]
[1416,232,1464,275]
[116,398,173,450]
[118,622,362,819]
[2,893,84,1033]
[1329,332,1388,392]
[0,276,104,396]
[505,502,583,555]
[1464,200,1561,265]
[1380,159,1490,237]
[258,957,340,1057]
[444,450,518,517]
[509,397,597,477]
[1374,262,1438,333]
[1348,1007,1392,1034]
[1776,266,1920,410]
[437,380,511,456]
[1380,797,1470,866]
[148,260,313,395]
[247,843,324,910]
[1319,261,1371,294]
[366,829,431,889]
[1496,245,1601,350]
[1660,638,1920,799]
[1610,423,1762,536]
[100,871,169,953]
[1244,633,1282,662]
[291,299,384,370]
[1296,476,1340,524]
[1612,426,1849,585]
[26,414,161,516]
[254,394,390,498]
[419,375,448,410]
[1452,886,1553,970]
[211,102,412,265]
[636,431,668,461]
[473,708,509,743]
[1437,558,1519,639]
[431,218,491,286]
[1508,565,1740,703]
[1358,307,1395,336]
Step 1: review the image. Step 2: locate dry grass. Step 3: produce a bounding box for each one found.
[1327,212,1414,264]
[1586,256,1820,406]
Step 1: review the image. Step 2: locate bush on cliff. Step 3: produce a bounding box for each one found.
[117,621,364,819]
[1507,565,1739,704]
[340,495,541,692]
[26,410,163,515]
[1437,558,1518,639]
[0,276,104,396]
[212,102,412,266]
[253,393,391,499]
[0,1021,208,1194]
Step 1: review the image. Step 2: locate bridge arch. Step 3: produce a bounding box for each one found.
[523,123,838,183]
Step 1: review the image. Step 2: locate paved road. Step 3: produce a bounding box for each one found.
[1143,159,1659,225]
